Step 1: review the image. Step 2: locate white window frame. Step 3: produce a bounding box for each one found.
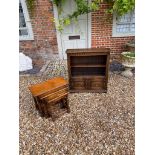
[19,0,34,40]
[112,11,135,37]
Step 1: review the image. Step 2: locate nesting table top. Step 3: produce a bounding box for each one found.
[28,77,68,97]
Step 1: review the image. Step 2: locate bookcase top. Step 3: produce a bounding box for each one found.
[66,48,110,54]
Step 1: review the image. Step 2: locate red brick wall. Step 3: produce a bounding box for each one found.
[19,0,58,69]
[91,3,135,60]
[20,2,135,70]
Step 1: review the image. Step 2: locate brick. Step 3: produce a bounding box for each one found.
[19,0,58,69]
[20,1,134,69]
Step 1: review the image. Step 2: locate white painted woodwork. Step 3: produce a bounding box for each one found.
[53,0,91,59]
[19,0,34,40]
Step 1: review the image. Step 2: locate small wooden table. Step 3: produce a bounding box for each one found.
[29,77,70,118]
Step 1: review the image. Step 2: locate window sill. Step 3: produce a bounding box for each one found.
[112,33,135,38]
[19,36,34,41]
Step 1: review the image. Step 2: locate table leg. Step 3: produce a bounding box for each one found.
[33,97,39,110]
[62,96,70,113]
[34,97,44,117]
[42,99,50,118]
[66,96,70,113]
[49,102,55,121]
[60,99,66,109]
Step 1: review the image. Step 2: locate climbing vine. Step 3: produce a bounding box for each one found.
[107,0,135,15]
[53,0,135,31]
[26,0,35,16]
[52,0,102,31]
[26,0,135,30]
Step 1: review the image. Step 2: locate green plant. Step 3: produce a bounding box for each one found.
[122,52,135,58]
[26,0,135,30]
[105,0,135,16]
[52,0,101,31]
[53,0,135,31]
[26,0,35,16]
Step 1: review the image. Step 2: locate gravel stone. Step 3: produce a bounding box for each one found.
[19,59,135,155]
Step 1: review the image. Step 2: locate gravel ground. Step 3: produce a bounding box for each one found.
[19,59,135,155]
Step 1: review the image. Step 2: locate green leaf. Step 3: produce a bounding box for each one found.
[51,0,135,31]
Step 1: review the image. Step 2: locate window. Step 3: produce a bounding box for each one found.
[19,0,34,40]
[112,10,135,37]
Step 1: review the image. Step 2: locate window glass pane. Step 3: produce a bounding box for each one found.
[116,10,135,34]
[117,13,131,23]
[116,24,130,33]
[130,23,135,32]
[19,2,26,27]
[19,29,28,36]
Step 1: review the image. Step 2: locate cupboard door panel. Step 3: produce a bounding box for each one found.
[70,79,85,90]
[90,78,106,90]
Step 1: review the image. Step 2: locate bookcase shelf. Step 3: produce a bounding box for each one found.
[71,64,106,67]
[66,48,110,93]
[71,75,106,78]
[71,67,106,76]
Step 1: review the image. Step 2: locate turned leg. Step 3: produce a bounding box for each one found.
[33,97,39,110]
[66,96,70,113]
[60,99,66,109]
[42,99,50,118]
[62,96,70,113]
[35,97,44,117]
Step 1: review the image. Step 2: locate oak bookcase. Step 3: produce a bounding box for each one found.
[66,48,110,93]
